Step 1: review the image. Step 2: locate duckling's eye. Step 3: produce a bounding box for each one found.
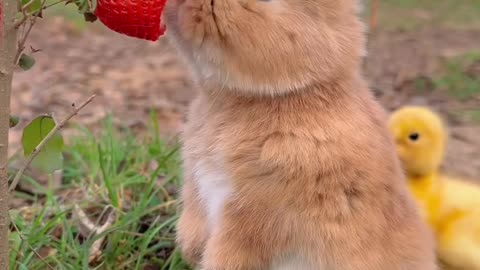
[408,132,420,141]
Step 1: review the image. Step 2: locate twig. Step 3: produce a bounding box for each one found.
[73,204,115,263]
[9,215,56,270]
[14,0,32,28]
[9,94,96,192]
[20,0,36,12]
[14,0,48,63]
[88,209,115,263]
[14,0,38,29]
[14,19,34,62]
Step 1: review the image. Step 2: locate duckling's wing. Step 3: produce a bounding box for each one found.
[437,209,480,270]
[442,175,480,210]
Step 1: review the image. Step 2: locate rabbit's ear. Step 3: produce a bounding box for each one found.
[164,0,365,96]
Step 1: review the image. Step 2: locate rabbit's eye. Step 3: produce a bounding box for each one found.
[408,132,420,142]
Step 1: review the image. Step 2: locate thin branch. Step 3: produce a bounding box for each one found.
[20,0,35,12]
[21,0,36,11]
[14,0,48,63]
[9,215,56,270]
[13,20,34,63]
[14,15,28,30]
[1,0,20,267]
[14,0,36,29]
[9,94,96,192]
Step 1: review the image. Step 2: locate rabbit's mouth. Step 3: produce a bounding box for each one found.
[165,0,366,97]
[163,0,223,48]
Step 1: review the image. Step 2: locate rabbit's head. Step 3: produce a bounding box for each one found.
[164,0,366,96]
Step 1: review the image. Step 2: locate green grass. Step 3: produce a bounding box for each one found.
[9,112,190,270]
[465,110,480,123]
[412,76,434,94]
[469,110,480,123]
[435,52,480,101]
[372,0,480,31]
[451,109,480,124]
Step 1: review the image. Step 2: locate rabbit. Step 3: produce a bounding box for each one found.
[163,0,438,269]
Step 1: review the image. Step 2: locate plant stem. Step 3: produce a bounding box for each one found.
[14,0,46,63]
[9,94,96,192]
[0,0,18,268]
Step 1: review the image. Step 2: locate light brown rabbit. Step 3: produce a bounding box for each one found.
[163,0,437,269]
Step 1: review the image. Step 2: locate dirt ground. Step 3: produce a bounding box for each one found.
[9,15,480,180]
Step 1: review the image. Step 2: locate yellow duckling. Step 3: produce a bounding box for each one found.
[388,106,480,270]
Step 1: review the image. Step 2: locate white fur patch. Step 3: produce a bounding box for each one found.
[270,255,318,270]
[193,159,232,230]
[355,0,365,14]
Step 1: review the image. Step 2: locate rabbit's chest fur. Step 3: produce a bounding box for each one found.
[192,158,232,229]
[179,90,436,270]
[269,256,318,270]
[190,154,320,270]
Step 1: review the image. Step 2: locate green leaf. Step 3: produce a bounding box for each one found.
[18,54,35,71]
[9,231,22,269]
[9,115,19,128]
[18,263,28,270]
[21,116,64,173]
[31,150,64,174]
[21,0,42,15]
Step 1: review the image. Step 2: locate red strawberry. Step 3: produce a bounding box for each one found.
[94,0,167,41]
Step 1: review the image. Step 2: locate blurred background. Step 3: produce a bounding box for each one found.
[6,0,480,268]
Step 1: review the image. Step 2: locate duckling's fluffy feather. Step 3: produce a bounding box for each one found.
[389,106,480,270]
